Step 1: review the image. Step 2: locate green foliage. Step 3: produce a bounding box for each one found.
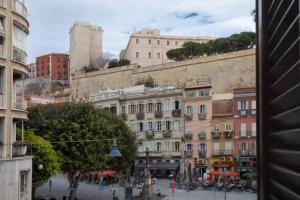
[82,66,99,73]
[25,130,60,187]
[135,76,156,88]
[167,32,256,61]
[108,59,130,68]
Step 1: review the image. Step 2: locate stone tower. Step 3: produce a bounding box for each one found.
[69,21,103,76]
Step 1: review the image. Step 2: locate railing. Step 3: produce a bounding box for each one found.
[154,110,163,118]
[240,110,247,116]
[198,150,206,158]
[13,0,28,19]
[145,130,154,139]
[239,150,256,156]
[172,109,181,117]
[0,45,5,58]
[224,131,233,138]
[198,133,206,139]
[198,113,207,120]
[13,46,27,64]
[136,112,145,120]
[14,96,27,110]
[185,114,193,120]
[184,150,193,157]
[162,130,172,138]
[212,150,233,156]
[211,131,221,139]
[12,143,27,157]
[184,133,193,139]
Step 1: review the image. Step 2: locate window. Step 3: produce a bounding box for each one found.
[199,105,207,114]
[199,88,209,96]
[167,41,170,45]
[157,52,160,59]
[174,141,180,151]
[165,142,170,151]
[148,122,153,131]
[199,127,205,134]
[186,144,192,151]
[174,100,180,109]
[213,143,220,151]
[136,52,139,58]
[138,103,144,113]
[129,104,136,114]
[186,90,195,98]
[148,52,151,58]
[199,143,207,151]
[225,142,232,151]
[156,142,161,151]
[249,142,256,151]
[148,39,151,44]
[240,123,247,137]
[174,120,180,130]
[213,124,220,132]
[239,143,247,151]
[157,40,160,45]
[136,38,139,44]
[164,100,171,110]
[238,100,249,111]
[20,171,29,200]
[186,106,193,115]
[175,41,178,45]
[157,121,162,131]
[157,102,162,111]
[13,25,27,51]
[252,122,256,137]
[121,105,126,114]
[138,122,144,132]
[187,127,193,134]
[147,102,153,112]
[165,121,171,130]
[251,100,256,115]
[224,123,232,131]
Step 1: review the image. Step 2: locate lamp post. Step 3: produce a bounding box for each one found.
[109,139,122,200]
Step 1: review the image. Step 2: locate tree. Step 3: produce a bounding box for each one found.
[135,76,156,88]
[108,59,131,68]
[23,130,60,199]
[26,102,137,200]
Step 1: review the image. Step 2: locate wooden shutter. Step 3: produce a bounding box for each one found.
[257,0,300,199]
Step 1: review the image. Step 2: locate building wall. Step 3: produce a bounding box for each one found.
[71,49,256,99]
[28,63,36,78]
[122,28,215,67]
[69,21,103,76]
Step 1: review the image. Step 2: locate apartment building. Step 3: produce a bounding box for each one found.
[183,79,212,178]
[210,99,235,177]
[36,53,69,81]
[28,63,36,78]
[120,28,215,67]
[0,0,32,199]
[233,88,256,182]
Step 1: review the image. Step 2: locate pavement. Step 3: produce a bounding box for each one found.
[36,174,257,200]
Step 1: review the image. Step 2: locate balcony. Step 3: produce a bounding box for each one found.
[145,130,154,139]
[198,150,206,158]
[12,143,27,157]
[184,150,193,157]
[136,112,145,120]
[198,113,207,120]
[0,45,5,58]
[224,131,233,139]
[13,46,27,64]
[154,110,163,119]
[13,0,28,19]
[162,130,172,138]
[198,133,206,139]
[184,133,193,140]
[240,110,247,116]
[211,131,221,139]
[239,150,256,156]
[185,114,193,120]
[212,150,233,156]
[14,96,27,110]
[120,113,127,120]
[172,109,181,117]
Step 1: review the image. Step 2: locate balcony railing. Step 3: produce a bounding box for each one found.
[0,45,5,58]
[13,46,27,64]
[184,133,193,139]
[198,150,206,158]
[198,113,207,120]
[162,130,172,138]
[198,133,206,139]
[239,150,256,156]
[212,150,233,156]
[240,110,247,116]
[120,113,127,120]
[185,113,193,120]
[13,0,28,19]
[12,143,27,157]
[14,96,27,110]
[184,150,193,157]
[224,131,233,138]
[172,109,181,117]
[211,131,221,139]
[136,112,145,120]
[145,130,154,139]
[154,110,163,118]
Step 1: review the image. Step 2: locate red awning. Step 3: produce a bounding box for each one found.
[208,171,221,176]
[208,171,239,177]
[94,170,116,176]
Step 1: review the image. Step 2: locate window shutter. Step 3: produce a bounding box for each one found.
[246,101,249,109]
[237,101,241,110]
[251,100,256,110]
[154,122,157,131]
[162,121,166,130]
[204,105,207,114]
[172,100,175,110]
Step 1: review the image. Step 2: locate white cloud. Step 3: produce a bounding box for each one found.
[26,0,255,63]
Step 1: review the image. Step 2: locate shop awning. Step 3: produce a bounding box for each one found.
[208,171,239,177]
[135,163,179,170]
[94,170,116,176]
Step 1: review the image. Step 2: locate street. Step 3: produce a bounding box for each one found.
[36,174,257,200]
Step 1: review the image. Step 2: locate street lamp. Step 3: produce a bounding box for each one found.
[109,140,122,158]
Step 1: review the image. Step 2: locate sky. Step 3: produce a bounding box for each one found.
[26,0,255,63]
